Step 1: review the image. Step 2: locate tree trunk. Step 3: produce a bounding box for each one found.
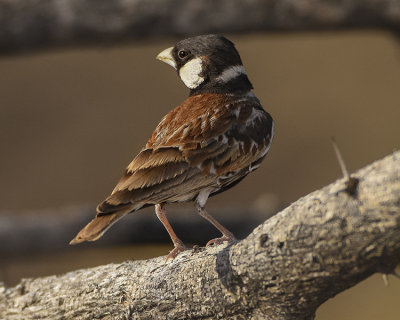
[1,151,399,320]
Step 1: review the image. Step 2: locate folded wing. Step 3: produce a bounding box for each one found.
[97,93,273,216]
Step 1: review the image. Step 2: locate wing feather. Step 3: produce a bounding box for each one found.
[98,93,273,216]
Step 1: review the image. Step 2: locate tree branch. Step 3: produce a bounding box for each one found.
[1,151,399,320]
[1,0,400,55]
[0,206,276,258]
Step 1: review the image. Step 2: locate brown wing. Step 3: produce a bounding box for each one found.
[97,93,273,216]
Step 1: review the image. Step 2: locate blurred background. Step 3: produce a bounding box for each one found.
[0,1,400,318]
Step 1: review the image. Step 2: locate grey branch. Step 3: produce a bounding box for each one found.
[1,151,400,320]
[0,206,275,257]
[1,0,400,55]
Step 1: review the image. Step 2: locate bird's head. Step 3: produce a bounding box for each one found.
[156,34,253,95]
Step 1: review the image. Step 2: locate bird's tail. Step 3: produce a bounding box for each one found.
[69,205,133,245]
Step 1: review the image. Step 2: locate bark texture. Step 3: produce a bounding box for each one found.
[1,0,400,55]
[1,151,400,320]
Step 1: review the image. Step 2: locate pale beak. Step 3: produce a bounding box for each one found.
[156,47,177,69]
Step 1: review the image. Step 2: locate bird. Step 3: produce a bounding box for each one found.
[69,34,274,261]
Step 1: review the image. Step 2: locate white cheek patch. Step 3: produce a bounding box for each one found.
[216,65,247,83]
[179,57,205,89]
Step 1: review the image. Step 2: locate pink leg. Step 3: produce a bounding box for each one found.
[155,204,188,261]
[195,203,236,247]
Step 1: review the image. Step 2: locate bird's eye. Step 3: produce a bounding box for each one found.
[178,50,189,59]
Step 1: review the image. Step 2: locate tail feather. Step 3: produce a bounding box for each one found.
[69,207,133,245]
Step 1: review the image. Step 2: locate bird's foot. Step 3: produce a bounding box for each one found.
[206,233,236,247]
[165,242,188,262]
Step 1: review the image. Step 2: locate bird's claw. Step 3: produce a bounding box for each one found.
[206,234,236,247]
[165,243,188,262]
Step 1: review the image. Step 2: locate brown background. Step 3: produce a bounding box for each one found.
[0,31,399,319]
